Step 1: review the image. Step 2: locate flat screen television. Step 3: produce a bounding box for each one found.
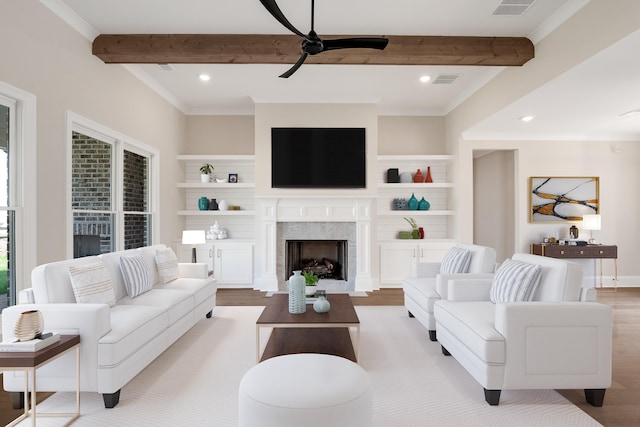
[271,127,366,188]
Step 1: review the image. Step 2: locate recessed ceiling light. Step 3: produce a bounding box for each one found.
[520,115,535,122]
[419,75,431,83]
[199,74,211,82]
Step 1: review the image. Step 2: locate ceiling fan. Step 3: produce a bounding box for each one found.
[259,0,389,78]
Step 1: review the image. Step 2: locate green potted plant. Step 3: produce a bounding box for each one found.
[199,163,214,183]
[404,217,420,239]
[303,270,319,296]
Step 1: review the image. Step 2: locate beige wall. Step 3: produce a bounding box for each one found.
[378,116,445,155]
[473,150,515,263]
[0,1,186,272]
[185,116,254,154]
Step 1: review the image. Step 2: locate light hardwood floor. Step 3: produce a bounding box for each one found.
[1,288,637,426]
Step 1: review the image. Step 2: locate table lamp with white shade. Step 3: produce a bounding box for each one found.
[182,230,206,263]
[582,214,601,244]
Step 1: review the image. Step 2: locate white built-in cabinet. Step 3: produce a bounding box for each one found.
[177,155,255,287]
[376,155,456,286]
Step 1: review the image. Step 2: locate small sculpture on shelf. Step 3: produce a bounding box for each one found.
[206,221,228,240]
[404,217,420,239]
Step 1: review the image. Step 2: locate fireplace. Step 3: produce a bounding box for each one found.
[254,196,375,292]
[286,240,347,280]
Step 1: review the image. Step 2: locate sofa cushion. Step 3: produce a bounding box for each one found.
[68,260,116,306]
[119,255,153,298]
[434,300,505,364]
[490,259,542,303]
[440,246,471,274]
[154,247,179,284]
[156,277,217,307]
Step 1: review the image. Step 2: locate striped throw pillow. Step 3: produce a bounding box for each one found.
[490,259,542,303]
[154,248,179,284]
[440,246,472,274]
[119,255,153,298]
[69,261,116,306]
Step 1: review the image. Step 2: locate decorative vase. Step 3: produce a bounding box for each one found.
[411,228,420,239]
[198,196,209,210]
[407,193,419,210]
[393,198,406,210]
[425,166,433,183]
[570,225,579,239]
[218,199,229,211]
[418,197,430,211]
[209,198,219,210]
[15,310,44,341]
[306,285,318,297]
[288,271,306,314]
[419,227,425,239]
[413,169,424,183]
[313,292,331,313]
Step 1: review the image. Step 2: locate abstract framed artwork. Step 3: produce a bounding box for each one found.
[529,177,599,222]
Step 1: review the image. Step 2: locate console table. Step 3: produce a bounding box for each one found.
[530,243,618,289]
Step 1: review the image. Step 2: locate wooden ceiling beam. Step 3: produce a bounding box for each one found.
[92,34,534,66]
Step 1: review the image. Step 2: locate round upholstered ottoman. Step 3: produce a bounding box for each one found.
[238,353,372,427]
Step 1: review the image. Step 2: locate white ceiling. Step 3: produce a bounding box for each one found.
[43,0,640,140]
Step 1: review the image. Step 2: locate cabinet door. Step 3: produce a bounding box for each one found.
[213,243,253,286]
[379,243,416,286]
[417,241,457,263]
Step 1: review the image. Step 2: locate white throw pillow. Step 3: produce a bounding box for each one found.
[155,247,179,284]
[69,261,116,306]
[490,259,542,303]
[440,246,471,274]
[120,255,153,298]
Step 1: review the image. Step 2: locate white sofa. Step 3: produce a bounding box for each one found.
[403,244,496,341]
[1,244,217,408]
[433,253,612,406]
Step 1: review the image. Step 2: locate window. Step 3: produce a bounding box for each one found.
[70,115,157,257]
[0,83,36,314]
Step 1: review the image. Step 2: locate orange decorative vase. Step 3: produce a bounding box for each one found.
[425,166,433,183]
[413,169,424,183]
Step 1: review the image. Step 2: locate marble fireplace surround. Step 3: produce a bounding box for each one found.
[254,196,375,292]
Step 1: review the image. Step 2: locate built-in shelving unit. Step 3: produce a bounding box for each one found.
[177,155,256,240]
[376,155,455,241]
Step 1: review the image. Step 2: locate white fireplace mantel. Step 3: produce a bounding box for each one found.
[253,196,377,292]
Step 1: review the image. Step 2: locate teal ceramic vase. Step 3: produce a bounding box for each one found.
[198,196,209,210]
[408,193,419,210]
[418,197,430,210]
[288,270,306,314]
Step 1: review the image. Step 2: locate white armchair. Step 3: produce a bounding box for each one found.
[433,253,612,406]
[402,244,496,341]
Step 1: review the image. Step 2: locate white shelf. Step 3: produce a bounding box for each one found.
[177,183,255,189]
[377,183,454,189]
[378,210,455,216]
[178,210,255,216]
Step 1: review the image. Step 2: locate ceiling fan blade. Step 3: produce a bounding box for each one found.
[279,52,309,78]
[259,0,307,38]
[322,38,389,52]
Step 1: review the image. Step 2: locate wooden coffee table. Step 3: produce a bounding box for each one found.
[256,294,360,363]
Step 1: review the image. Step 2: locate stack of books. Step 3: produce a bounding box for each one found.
[0,332,60,352]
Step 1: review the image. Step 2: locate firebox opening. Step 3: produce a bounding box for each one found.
[286,240,347,281]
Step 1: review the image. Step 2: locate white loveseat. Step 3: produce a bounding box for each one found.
[403,244,497,341]
[433,253,612,406]
[1,244,217,408]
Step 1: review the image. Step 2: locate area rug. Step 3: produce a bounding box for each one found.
[18,306,600,426]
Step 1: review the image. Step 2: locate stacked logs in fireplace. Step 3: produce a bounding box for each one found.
[301,258,341,279]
